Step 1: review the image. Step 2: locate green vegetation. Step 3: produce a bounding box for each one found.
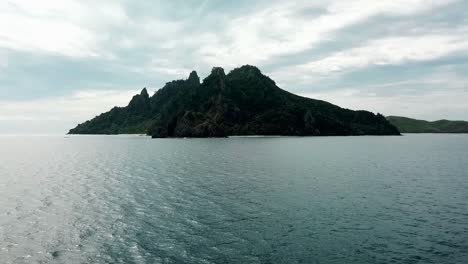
[387,116,468,133]
[69,65,400,137]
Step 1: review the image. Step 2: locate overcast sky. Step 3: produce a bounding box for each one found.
[1,0,467,134]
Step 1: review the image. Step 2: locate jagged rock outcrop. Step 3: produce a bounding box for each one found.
[69,65,400,137]
[128,88,150,113]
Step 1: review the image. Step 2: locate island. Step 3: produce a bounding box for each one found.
[387,116,468,133]
[69,65,400,137]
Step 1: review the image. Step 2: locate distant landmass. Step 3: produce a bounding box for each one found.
[69,65,400,137]
[387,116,468,133]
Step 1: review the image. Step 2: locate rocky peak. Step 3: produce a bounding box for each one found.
[208,67,228,92]
[228,65,276,87]
[140,87,149,98]
[128,87,150,112]
[211,67,225,77]
[229,65,263,78]
[187,71,200,85]
[238,65,261,74]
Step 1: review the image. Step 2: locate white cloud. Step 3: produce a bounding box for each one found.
[146,58,194,78]
[306,34,468,73]
[0,13,99,58]
[196,0,459,67]
[272,31,468,85]
[0,89,139,122]
[1,0,461,69]
[0,0,128,58]
[0,88,145,134]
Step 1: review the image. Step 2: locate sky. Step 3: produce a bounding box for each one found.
[0,0,467,134]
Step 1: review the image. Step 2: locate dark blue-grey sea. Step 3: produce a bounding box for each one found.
[1,134,467,263]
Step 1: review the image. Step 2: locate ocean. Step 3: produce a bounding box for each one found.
[1,134,467,263]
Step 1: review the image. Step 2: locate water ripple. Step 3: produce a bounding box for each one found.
[0,135,467,263]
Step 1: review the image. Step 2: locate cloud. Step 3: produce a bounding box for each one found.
[0,51,7,70]
[302,87,468,121]
[0,88,138,124]
[0,14,99,58]
[196,0,459,67]
[0,0,128,58]
[299,69,468,120]
[0,87,145,134]
[1,0,463,74]
[272,31,468,85]
[314,35,468,71]
[0,0,463,64]
[1,0,468,133]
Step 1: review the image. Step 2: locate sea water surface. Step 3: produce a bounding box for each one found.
[0,134,467,264]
